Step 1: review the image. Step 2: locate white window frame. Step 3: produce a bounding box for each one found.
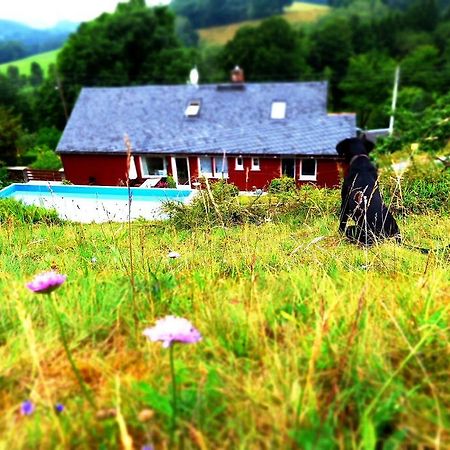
[141,156,167,177]
[299,159,317,181]
[271,101,286,119]
[214,156,228,178]
[185,100,201,117]
[235,156,244,171]
[199,156,213,177]
[251,157,260,171]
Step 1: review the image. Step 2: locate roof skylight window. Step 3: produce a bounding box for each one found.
[271,101,286,119]
[185,100,201,117]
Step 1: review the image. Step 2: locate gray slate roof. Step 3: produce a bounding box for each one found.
[56,82,356,157]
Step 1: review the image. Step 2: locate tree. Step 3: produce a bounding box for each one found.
[32,65,69,130]
[29,62,44,87]
[378,91,450,153]
[340,52,396,128]
[404,0,440,32]
[0,106,23,165]
[58,3,193,101]
[221,17,307,81]
[308,15,353,107]
[400,45,442,92]
[0,41,25,64]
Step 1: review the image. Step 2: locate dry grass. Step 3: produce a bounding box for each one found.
[198,1,330,45]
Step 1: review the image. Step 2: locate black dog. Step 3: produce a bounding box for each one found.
[336,136,400,246]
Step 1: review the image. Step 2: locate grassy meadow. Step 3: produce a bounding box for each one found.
[0,49,59,76]
[0,177,449,449]
[198,2,329,45]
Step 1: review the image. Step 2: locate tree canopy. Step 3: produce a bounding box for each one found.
[221,17,307,81]
[58,2,193,89]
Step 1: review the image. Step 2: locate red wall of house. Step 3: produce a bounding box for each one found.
[228,157,281,190]
[61,153,346,189]
[61,154,129,185]
[189,157,199,182]
[296,159,345,188]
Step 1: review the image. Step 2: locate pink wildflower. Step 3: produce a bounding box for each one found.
[26,271,67,294]
[143,316,202,348]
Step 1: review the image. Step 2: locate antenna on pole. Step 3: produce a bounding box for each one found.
[55,70,69,123]
[188,66,199,87]
[388,65,400,136]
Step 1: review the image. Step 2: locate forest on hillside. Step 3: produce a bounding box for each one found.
[0,0,449,174]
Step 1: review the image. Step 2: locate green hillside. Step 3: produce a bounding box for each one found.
[0,49,59,76]
[199,1,329,45]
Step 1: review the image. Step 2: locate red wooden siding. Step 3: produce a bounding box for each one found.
[61,154,129,186]
[188,157,199,182]
[61,154,346,189]
[228,156,281,191]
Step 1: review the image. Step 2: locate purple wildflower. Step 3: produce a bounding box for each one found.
[55,403,65,413]
[143,316,202,348]
[141,446,154,450]
[26,271,67,294]
[20,400,35,416]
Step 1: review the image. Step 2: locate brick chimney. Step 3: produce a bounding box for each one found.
[230,66,244,83]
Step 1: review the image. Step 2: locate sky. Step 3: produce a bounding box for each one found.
[0,0,171,28]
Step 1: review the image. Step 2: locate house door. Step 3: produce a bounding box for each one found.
[174,157,190,188]
[282,158,295,178]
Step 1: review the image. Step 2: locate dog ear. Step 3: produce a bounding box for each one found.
[336,138,350,157]
[361,134,375,153]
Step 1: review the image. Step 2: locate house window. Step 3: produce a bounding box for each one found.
[199,157,213,177]
[142,156,167,177]
[251,157,260,171]
[299,159,317,181]
[271,101,286,119]
[215,156,228,178]
[185,100,201,117]
[235,156,244,170]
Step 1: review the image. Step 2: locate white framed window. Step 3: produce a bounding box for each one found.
[185,100,201,117]
[214,156,228,178]
[251,157,260,171]
[299,159,317,181]
[235,156,244,171]
[271,101,286,119]
[141,156,167,177]
[199,157,213,177]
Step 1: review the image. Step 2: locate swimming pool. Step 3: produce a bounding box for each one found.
[0,183,195,223]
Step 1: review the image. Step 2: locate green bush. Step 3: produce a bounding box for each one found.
[268,176,297,194]
[166,175,177,188]
[28,145,62,170]
[380,161,450,214]
[0,198,63,224]
[163,181,341,229]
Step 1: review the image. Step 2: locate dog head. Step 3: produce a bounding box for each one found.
[336,135,375,160]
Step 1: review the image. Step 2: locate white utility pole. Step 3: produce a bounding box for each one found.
[388,65,400,136]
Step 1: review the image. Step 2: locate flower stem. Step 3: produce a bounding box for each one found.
[169,344,178,444]
[48,293,96,409]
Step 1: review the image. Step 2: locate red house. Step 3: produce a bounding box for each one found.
[57,71,356,190]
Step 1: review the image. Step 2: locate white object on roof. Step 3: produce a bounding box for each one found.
[189,66,199,86]
[185,100,201,117]
[271,101,286,119]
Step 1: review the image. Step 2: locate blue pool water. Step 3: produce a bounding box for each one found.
[0,183,194,223]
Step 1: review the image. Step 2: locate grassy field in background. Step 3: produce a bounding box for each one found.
[0,49,59,76]
[198,1,329,45]
[0,189,448,448]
